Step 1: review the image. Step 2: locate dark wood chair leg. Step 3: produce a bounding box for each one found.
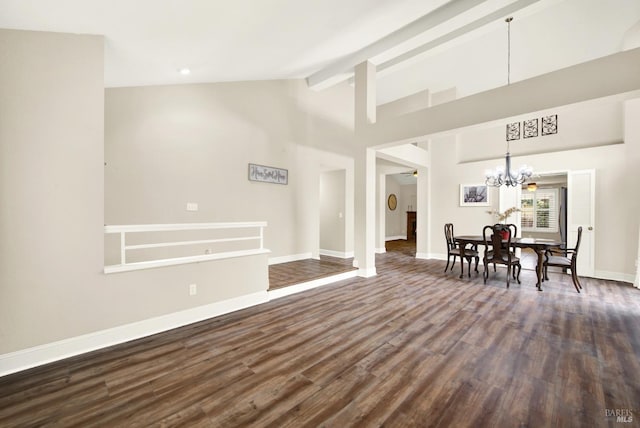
[506,265,511,288]
[571,265,582,292]
[516,263,521,284]
[450,256,457,271]
[572,261,582,289]
[444,256,451,272]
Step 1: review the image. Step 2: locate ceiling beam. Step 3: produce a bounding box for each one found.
[373,0,541,78]
[306,0,488,91]
[360,47,640,146]
[377,144,429,169]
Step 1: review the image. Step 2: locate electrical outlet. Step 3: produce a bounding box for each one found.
[189,283,197,295]
[186,202,198,211]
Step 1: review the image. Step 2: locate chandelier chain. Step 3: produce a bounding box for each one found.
[484,16,534,188]
[506,16,512,85]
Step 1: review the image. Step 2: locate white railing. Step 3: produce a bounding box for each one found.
[104,222,268,274]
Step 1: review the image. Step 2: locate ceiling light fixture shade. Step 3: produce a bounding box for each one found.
[527,182,538,192]
[484,16,534,188]
[485,146,533,187]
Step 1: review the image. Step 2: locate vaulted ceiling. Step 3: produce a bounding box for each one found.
[1,0,638,104]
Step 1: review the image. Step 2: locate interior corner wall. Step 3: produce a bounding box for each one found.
[0,29,105,354]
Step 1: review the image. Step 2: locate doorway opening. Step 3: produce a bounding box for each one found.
[518,172,567,271]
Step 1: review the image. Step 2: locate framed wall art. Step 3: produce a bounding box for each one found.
[387,194,397,211]
[523,118,538,138]
[506,122,520,141]
[248,163,288,185]
[460,184,490,206]
[541,114,558,135]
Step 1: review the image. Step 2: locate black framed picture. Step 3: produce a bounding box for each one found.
[541,114,558,135]
[523,118,538,138]
[506,122,520,141]
[460,184,490,206]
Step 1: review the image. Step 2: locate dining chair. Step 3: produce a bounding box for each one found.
[444,223,479,276]
[543,226,583,292]
[493,223,517,241]
[486,223,518,272]
[482,224,521,288]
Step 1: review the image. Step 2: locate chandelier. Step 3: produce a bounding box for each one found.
[485,140,533,187]
[484,16,534,188]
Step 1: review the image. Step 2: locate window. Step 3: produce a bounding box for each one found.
[521,188,559,232]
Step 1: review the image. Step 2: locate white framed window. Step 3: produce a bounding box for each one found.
[521,188,559,233]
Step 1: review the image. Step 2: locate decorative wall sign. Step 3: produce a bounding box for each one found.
[541,114,558,135]
[460,184,490,206]
[523,118,538,138]
[506,122,520,141]
[248,163,288,184]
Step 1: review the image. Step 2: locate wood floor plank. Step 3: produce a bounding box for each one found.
[1,239,639,426]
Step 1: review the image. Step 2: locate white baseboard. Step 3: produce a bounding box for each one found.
[268,270,358,300]
[375,247,386,254]
[358,267,377,278]
[319,249,354,259]
[0,291,269,378]
[268,253,312,265]
[594,270,635,284]
[385,235,406,241]
[416,252,430,260]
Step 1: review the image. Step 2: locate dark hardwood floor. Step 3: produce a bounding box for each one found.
[1,241,639,427]
[269,255,356,290]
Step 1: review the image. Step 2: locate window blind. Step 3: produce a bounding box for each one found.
[520,188,559,233]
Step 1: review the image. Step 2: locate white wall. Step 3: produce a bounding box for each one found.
[105,80,355,261]
[0,30,105,353]
[623,98,640,282]
[320,170,346,254]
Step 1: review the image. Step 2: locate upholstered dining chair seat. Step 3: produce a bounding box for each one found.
[450,247,479,257]
[545,255,571,266]
[484,251,519,263]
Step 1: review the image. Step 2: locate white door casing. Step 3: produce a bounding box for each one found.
[568,169,596,277]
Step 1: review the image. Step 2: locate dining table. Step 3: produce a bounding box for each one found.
[454,235,563,291]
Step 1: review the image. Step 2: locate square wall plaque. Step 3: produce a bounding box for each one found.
[523,118,538,138]
[541,114,558,135]
[506,122,520,141]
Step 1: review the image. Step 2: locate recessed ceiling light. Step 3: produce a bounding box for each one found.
[178,68,191,75]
